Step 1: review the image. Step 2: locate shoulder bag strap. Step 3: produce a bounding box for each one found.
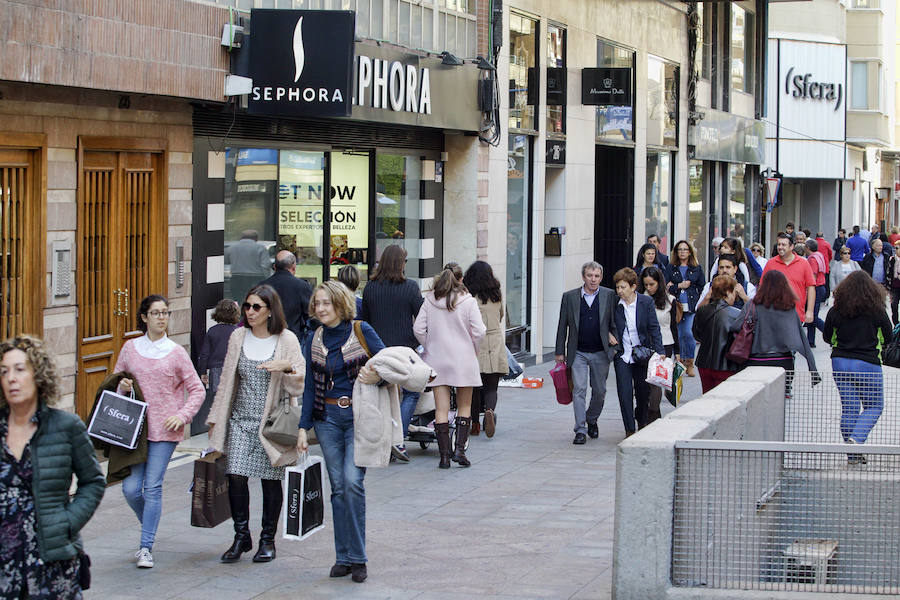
[353,320,372,357]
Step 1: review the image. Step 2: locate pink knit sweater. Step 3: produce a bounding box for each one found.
[114,341,206,442]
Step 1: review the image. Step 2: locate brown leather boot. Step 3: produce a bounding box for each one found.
[685,358,696,377]
[434,422,451,469]
[451,417,471,467]
[470,417,481,436]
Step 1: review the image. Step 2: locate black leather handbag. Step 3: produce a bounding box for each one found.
[631,345,655,364]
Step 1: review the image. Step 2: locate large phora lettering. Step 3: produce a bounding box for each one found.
[355,56,432,114]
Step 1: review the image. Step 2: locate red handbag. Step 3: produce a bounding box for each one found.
[550,362,573,405]
[725,303,756,364]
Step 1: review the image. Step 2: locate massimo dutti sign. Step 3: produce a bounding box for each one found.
[581,68,632,106]
[248,10,356,117]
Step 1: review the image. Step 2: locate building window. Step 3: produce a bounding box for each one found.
[646,152,673,254]
[647,56,678,147]
[727,163,750,247]
[851,0,878,7]
[850,61,880,110]
[507,134,530,352]
[227,0,476,55]
[375,154,436,274]
[596,40,635,143]
[695,2,711,80]
[731,5,754,94]
[688,160,706,270]
[509,12,538,132]
[546,25,566,135]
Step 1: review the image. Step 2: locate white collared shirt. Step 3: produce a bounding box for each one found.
[133,333,178,360]
[581,285,600,307]
[618,296,640,364]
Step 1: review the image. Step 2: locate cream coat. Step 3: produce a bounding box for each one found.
[475,299,507,374]
[352,346,436,468]
[206,328,306,467]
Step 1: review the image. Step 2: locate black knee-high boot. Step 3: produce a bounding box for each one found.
[221,475,252,563]
[452,416,471,467]
[253,479,282,562]
[434,422,451,469]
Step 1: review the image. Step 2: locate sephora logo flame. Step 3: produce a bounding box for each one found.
[293,17,305,83]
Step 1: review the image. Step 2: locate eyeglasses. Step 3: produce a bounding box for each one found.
[841,251,850,255]
[148,310,171,318]
[242,302,268,312]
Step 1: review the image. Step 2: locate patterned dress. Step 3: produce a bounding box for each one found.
[0,409,82,600]
[226,350,285,481]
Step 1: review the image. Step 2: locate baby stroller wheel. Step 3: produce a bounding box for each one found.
[419,441,429,450]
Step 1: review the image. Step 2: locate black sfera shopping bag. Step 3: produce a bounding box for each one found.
[282,453,325,540]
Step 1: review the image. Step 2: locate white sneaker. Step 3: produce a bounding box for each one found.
[135,547,154,568]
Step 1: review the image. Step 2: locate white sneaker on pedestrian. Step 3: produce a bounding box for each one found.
[135,547,154,568]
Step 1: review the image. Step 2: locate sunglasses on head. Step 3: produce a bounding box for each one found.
[242,302,268,312]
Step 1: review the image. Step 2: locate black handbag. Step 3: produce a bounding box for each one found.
[631,345,655,364]
[77,550,91,590]
[883,341,900,368]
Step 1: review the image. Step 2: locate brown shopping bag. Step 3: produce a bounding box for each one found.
[190,451,231,528]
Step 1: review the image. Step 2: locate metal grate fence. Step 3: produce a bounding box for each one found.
[672,440,900,594]
[785,371,900,447]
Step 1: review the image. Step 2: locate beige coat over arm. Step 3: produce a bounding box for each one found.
[475,299,507,374]
[206,327,306,468]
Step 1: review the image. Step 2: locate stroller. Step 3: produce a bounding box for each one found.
[405,387,457,451]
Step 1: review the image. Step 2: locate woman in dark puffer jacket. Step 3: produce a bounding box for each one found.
[0,335,105,599]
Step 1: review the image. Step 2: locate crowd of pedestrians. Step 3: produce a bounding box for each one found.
[3,218,899,596]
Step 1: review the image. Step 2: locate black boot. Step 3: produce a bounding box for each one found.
[253,479,282,562]
[434,422,451,469]
[221,475,252,563]
[451,417,471,467]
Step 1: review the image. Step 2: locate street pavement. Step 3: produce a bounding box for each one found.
[81,340,834,600]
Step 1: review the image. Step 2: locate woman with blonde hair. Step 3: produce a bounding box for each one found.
[0,335,105,597]
[414,266,486,468]
[296,280,385,583]
[208,284,304,565]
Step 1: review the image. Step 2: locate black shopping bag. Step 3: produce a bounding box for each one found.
[191,452,231,528]
[282,454,325,540]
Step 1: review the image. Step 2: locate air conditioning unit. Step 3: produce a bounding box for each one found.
[783,539,837,585]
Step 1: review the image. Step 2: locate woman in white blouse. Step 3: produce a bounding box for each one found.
[830,246,861,293]
[639,267,681,422]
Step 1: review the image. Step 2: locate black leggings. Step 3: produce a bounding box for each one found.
[472,372,503,416]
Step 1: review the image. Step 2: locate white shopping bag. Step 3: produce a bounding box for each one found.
[282,453,325,541]
[645,353,675,391]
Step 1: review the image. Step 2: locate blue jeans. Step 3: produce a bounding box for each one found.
[832,357,884,443]
[314,405,367,565]
[399,388,420,440]
[806,286,826,346]
[677,312,696,359]
[122,440,177,549]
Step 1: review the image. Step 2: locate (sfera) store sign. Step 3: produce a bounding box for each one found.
[783,67,843,111]
[248,10,356,117]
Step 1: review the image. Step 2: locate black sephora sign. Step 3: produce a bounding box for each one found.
[581,67,632,106]
[249,10,355,117]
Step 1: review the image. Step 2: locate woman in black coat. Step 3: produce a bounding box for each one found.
[692,276,742,393]
[666,240,705,377]
[612,268,664,435]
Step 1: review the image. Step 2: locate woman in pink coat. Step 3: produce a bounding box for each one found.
[414,265,486,468]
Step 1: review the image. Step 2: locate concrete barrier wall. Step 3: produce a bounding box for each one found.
[612,367,787,600]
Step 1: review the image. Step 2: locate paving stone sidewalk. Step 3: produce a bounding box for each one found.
[81,339,835,599]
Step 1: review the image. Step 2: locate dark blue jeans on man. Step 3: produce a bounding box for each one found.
[313,404,367,566]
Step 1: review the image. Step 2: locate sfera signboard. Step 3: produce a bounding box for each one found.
[248,10,355,117]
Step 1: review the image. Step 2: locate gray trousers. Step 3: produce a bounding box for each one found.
[571,350,611,434]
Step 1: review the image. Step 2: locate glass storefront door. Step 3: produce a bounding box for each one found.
[224,148,374,299]
[507,134,531,352]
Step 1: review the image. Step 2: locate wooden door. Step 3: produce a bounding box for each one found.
[76,141,166,418]
[0,146,44,338]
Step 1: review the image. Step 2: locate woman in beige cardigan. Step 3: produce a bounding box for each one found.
[207,284,305,564]
[463,261,507,438]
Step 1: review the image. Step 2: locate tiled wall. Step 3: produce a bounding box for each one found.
[0,0,229,101]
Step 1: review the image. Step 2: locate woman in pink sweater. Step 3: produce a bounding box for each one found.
[115,294,205,569]
[414,266,486,468]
